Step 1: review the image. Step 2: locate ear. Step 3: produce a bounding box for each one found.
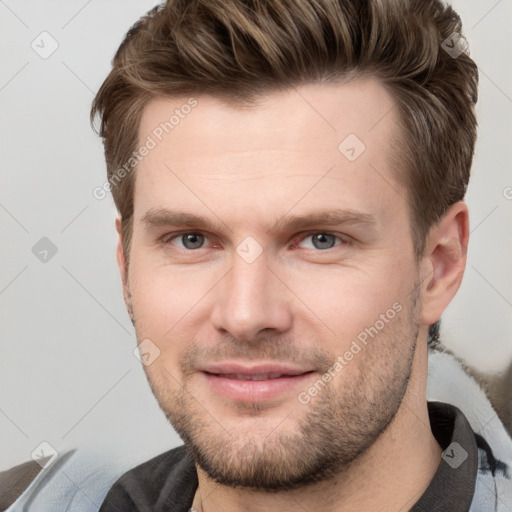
[115,217,128,291]
[116,217,136,326]
[419,201,469,326]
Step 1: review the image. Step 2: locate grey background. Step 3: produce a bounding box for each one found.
[1,0,511,471]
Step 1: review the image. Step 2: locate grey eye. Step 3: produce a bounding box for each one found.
[180,233,205,249]
[300,231,341,250]
[307,233,337,250]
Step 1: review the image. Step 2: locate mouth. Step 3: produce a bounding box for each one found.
[199,363,316,402]
[210,373,303,381]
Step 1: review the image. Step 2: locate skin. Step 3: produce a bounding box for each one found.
[116,78,469,511]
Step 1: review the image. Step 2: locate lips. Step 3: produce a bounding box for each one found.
[200,362,315,402]
[219,373,293,380]
[202,362,312,377]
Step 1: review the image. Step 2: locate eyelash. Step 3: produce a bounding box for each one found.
[160,231,350,252]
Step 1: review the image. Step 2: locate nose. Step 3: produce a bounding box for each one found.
[210,250,293,341]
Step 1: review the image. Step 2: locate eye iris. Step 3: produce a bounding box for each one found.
[312,233,336,250]
[182,233,204,249]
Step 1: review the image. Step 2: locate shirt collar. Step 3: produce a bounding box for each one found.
[409,401,479,511]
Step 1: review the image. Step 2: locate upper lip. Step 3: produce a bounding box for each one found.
[201,362,314,377]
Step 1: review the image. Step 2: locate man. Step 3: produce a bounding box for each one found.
[91,0,512,510]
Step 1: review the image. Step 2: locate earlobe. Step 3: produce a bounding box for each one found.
[420,201,469,326]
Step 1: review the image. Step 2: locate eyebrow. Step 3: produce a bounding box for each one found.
[140,207,376,234]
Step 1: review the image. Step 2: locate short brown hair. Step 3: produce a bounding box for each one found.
[91,0,478,264]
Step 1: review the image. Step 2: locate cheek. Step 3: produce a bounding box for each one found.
[130,254,195,311]
[284,260,414,344]
[128,258,218,347]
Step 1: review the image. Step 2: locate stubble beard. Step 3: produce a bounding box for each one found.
[135,285,421,491]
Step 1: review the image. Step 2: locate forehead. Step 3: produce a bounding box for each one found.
[133,78,407,233]
[138,77,399,157]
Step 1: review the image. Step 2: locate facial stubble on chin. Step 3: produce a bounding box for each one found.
[135,284,421,492]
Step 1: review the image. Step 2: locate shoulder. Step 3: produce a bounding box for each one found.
[427,346,512,509]
[99,444,198,512]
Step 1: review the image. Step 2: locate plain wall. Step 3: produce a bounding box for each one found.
[1,0,511,471]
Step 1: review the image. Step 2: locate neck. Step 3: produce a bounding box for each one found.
[192,340,442,512]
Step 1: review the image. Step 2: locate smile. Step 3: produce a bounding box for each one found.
[201,367,315,402]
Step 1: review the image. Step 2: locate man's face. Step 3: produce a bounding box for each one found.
[124,78,425,490]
